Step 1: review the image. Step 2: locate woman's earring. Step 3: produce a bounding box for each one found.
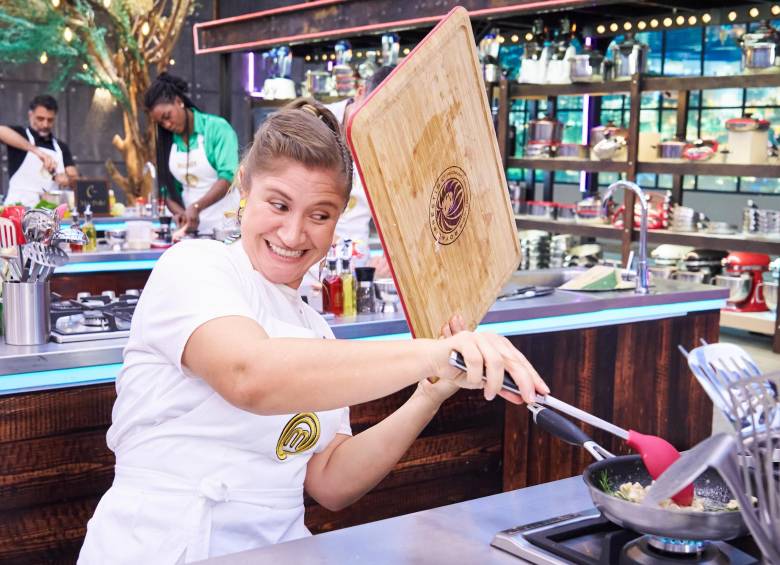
[237,198,246,224]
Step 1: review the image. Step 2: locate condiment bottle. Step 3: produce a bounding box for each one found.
[355,266,376,314]
[69,209,84,253]
[340,254,356,317]
[82,205,97,252]
[322,245,343,315]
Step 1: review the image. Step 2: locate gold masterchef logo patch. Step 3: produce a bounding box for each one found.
[276,413,320,460]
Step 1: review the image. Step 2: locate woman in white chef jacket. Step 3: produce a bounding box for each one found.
[78,99,548,564]
[144,73,240,235]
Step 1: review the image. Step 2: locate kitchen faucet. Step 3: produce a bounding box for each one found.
[603,180,650,294]
[143,161,158,203]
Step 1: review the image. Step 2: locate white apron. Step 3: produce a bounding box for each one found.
[78,321,347,564]
[4,128,64,207]
[78,241,350,564]
[169,134,240,235]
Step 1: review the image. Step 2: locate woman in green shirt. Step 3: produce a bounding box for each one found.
[144,73,240,235]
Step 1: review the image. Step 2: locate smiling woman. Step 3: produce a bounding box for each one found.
[77,97,547,565]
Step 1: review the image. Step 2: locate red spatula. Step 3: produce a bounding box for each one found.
[448,351,694,505]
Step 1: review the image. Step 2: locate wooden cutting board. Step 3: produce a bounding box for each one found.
[346,6,520,339]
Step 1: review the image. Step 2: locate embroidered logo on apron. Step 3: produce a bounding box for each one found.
[276,413,320,460]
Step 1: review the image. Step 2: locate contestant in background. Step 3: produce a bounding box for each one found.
[1,95,78,206]
[144,73,240,235]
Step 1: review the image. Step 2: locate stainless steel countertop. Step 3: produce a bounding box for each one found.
[62,248,165,264]
[0,280,727,381]
[195,476,592,564]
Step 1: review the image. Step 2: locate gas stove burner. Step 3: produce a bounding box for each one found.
[646,537,706,555]
[492,510,760,565]
[625,537,725,564]
[50,289,138,343]
[82,310,108,328]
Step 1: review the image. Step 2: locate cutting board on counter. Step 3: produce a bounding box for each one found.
[346,7,520,339]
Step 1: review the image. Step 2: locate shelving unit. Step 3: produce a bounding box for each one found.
[496,71,780,351]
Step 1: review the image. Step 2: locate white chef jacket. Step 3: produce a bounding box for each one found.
[79,239,351,564]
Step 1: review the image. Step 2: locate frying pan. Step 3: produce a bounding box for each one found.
[528,404,748,541]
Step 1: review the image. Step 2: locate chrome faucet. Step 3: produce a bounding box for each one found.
[143,161,158,201]
[603,180,650,294]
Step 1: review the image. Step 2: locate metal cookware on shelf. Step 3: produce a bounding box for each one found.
[590,122,628,146]
[657,139,688,160]
[725,115,771,132]
[524,141,558,158]
[552,143,588,159]
[739,21,780,73]
[682,139,718,161]
[527,115,563,144]
[570,44,606,83]
[609,33,649,79]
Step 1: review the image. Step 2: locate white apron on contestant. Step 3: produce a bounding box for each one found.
[4,128,65,207]
[169,134,239,235]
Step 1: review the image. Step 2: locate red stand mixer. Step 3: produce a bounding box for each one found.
[719,252,770,312]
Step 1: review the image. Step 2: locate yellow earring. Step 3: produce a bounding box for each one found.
[237,198,246,224]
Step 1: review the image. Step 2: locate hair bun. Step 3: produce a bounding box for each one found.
[157,72,189,93]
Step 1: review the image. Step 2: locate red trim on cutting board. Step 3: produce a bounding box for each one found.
[345,6,465,339]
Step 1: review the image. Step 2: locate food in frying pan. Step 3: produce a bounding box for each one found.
[598,471,748,512]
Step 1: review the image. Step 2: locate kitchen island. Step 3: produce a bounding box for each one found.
[0,279,726,564]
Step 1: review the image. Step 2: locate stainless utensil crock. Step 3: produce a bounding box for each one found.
[2,281,51,345]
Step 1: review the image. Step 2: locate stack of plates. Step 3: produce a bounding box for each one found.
[519,230,550,270]
[756,209,780,236]
[669,204,697,232]
[549,234,575,268]
[703,221,737,235]
[564,243,602,268]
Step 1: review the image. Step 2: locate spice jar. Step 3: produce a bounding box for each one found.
[355,266,376,314]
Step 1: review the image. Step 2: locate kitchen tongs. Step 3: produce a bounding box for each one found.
[448,351,694,504]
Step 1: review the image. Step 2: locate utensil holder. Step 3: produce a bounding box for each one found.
[2,281,50,345]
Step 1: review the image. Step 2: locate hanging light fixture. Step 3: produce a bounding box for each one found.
[102,0,111,7]
[650,19,660,28]
[663,17,673,27]
[728,11,738,22]
[702,13,712,24]
[169,58,175,66]
[688,15,697,25]
[773,5,780,16]
[40,52,48,64]
[51,0,60,7]
[82,63,88,70]
[511,34,519,43]
[525,32,535,40]
[675,15,685,25]
[623,21,632,31]
[749,7,760,18]
[637,21,647,30]
[141,21,151,36]
[63,27,73,42]
[609,22,618,32]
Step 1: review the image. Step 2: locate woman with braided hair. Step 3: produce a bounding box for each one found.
[78,98,547,564]
[144,73,240,235]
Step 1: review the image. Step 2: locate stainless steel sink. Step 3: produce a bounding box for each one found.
[506,268,587,289]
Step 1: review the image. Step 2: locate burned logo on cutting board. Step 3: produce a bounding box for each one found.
[429,166,471,245]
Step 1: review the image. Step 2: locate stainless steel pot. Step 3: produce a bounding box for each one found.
[743,42,777,70]
[528,116,563,143]
[658,140,687,160]
[305,70,331,95]
[610,34,648,79]
[552,143,588,158]
[590,122,628,146]
[714,274,753,304]
[570,48,605,83]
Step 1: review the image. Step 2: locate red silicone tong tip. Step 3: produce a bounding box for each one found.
[627,430,694,506]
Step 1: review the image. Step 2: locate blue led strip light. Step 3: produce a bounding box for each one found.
[0,298,725,394]
[96,222,161,231]
[55,260,158,274]
[356,299,726,342]
[0,363,122,394]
